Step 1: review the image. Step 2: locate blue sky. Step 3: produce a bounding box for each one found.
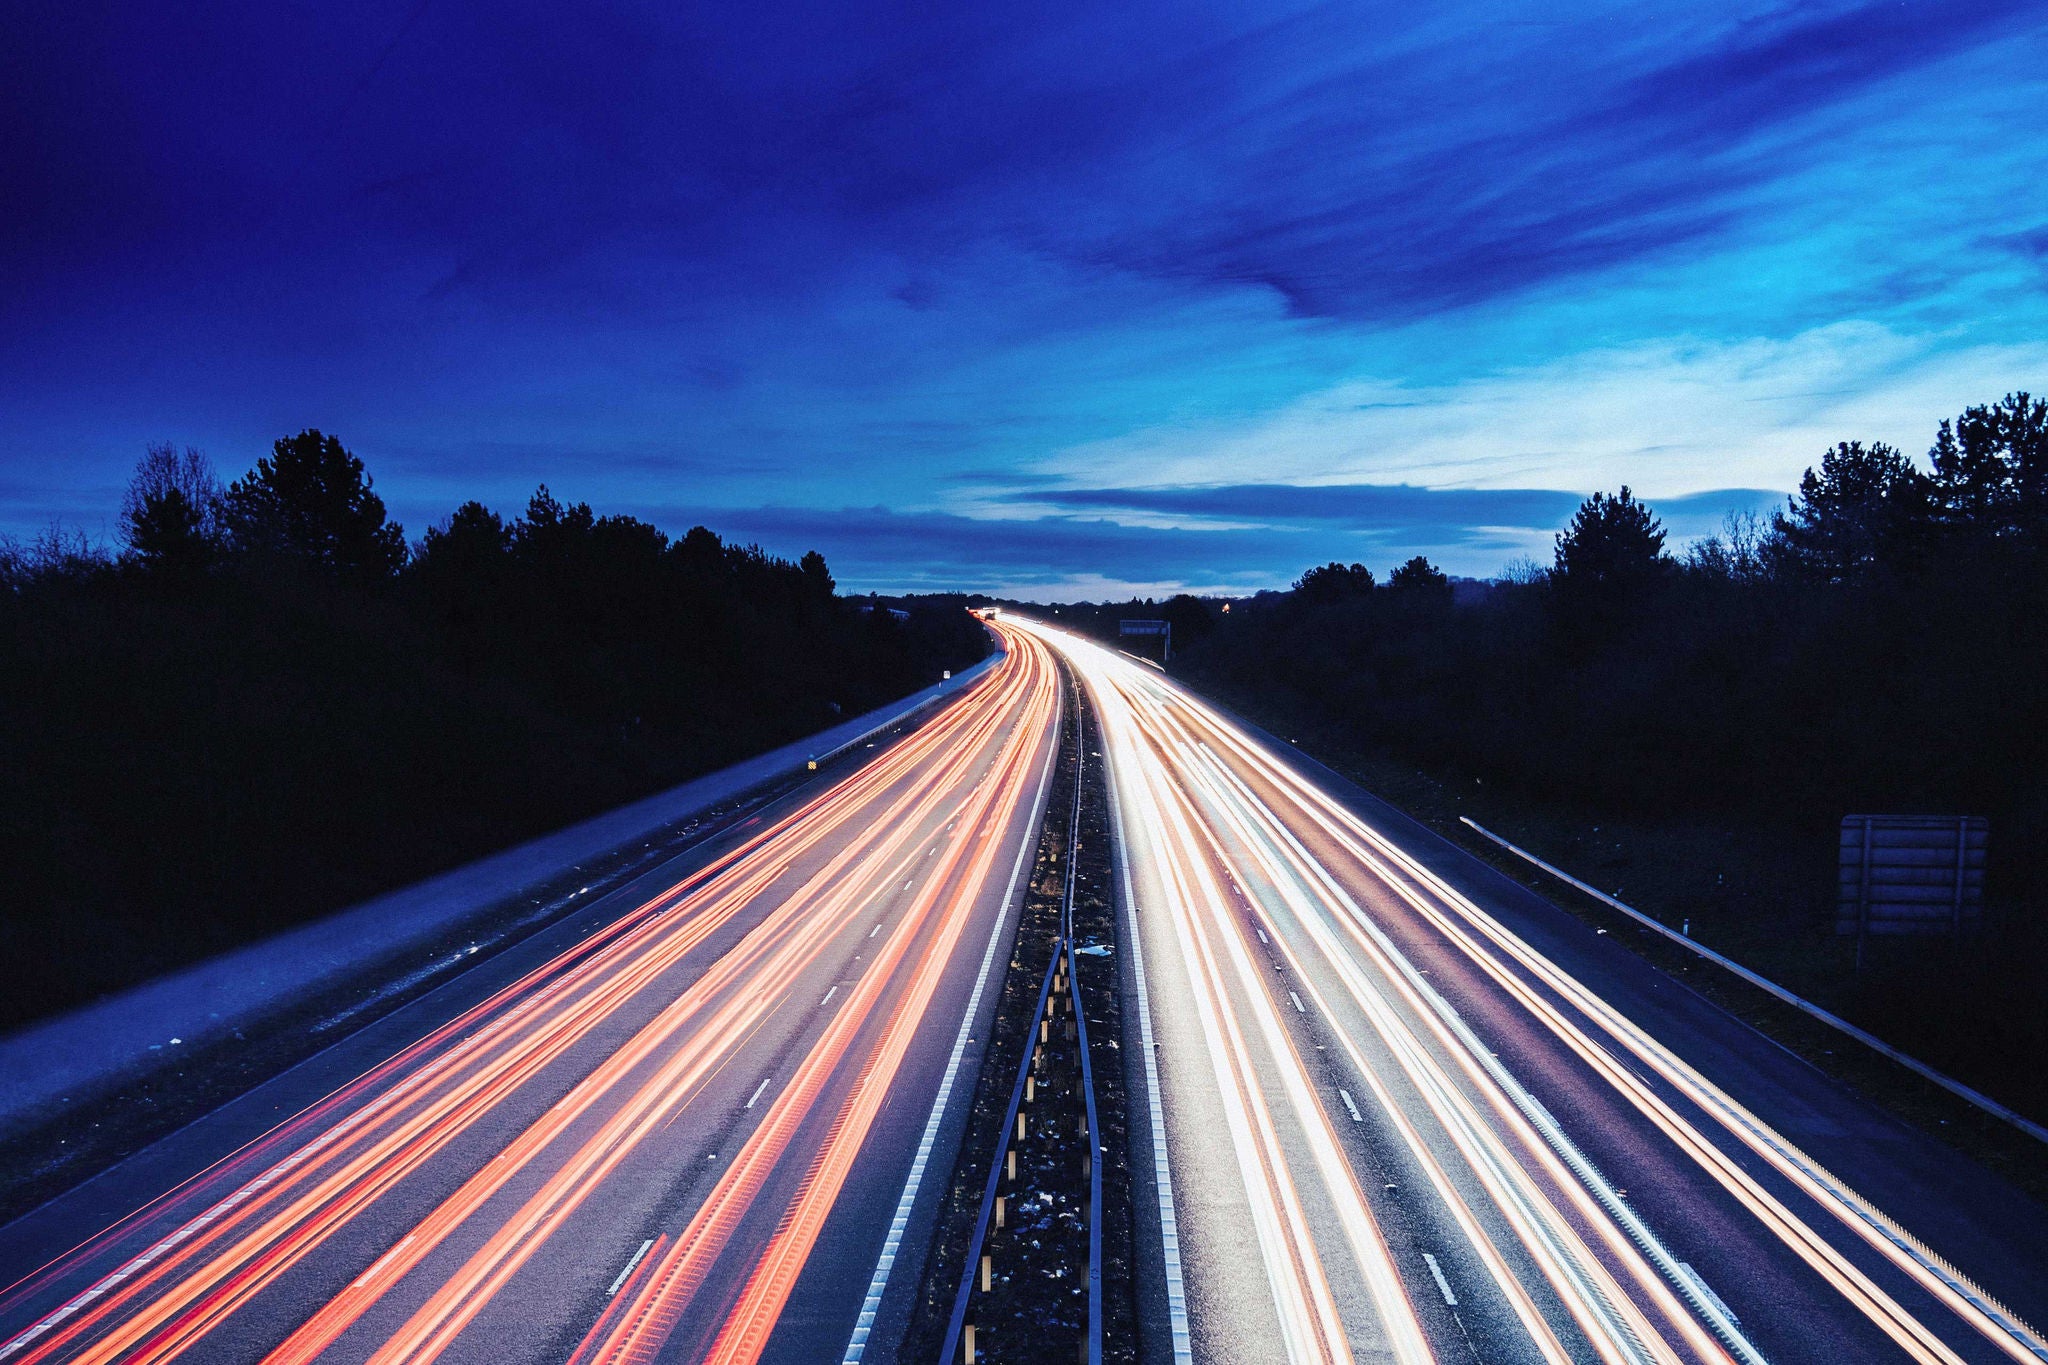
[4,1,2045,593]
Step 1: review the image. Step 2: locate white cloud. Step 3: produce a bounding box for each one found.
[1031,323,2048,501]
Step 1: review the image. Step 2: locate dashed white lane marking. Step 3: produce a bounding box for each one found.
[352,1235,416,1289]
[821,985,838,1007]
[1337,1088,1364,1123]
[1423,1253,1458,1306]
[842,692,1058,1363]
[608,1239,655,1296]
[746,1077,772,1109]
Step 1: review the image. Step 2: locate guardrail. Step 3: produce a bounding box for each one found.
[811,657,996,770]
[1065,746,1105,1365]
[1459,816,2048,1147]
[940,725,1102,1364]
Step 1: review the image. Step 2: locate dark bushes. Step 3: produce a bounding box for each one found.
[0,434,986,1030]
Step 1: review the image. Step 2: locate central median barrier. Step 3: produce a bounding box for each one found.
[907,663,1137,1364]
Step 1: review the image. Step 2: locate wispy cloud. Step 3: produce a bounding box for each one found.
[2,0,2043,587]
[649,484,1784,597]
[1033,325,2048,498]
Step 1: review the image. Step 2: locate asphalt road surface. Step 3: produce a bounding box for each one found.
[9,610,2048,1365]
[1017,617,2048,1365]
[0,622,1060,1365]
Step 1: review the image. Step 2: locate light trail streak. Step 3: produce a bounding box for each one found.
[1106,752,1196,1364]
[568,623,1059,1365]
[1,624,1059,1365]
[1171,729,1715,1365]
[1023,617,2044,1365]
[1096,665,1436,1364]
[841,689,1059,1364]
[1089,639,1579,1363]
[1190,697,2044,1365]
[335,628,1058,1365]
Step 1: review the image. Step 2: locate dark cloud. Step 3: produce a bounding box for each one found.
[6,0,2025,330]
[648,485,1784,592]
[656,504,1316,590]
[1,0,2035,582]
[1604,0,2035,151]
[1063,1,2038,321]
[1993,226,2048,262]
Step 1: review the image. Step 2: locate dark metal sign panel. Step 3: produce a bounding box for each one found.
[1837,815,1988,947]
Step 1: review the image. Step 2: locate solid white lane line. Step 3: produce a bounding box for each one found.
[1044,630,1608,1365]
[842,670,1060,1364]
[1141,761,1348,1361]
[1185,689,1777,1365]
[1106,716,1196,1365]
[607,1239,655,1296]
[1423,1253,1458,1307]
[1186,734,1699,1365]
[746,1077,772,1109]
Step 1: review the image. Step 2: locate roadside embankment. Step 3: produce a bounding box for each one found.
[0,651,1000,1218]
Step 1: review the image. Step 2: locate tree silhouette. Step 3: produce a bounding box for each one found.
[1683,509,1775,584]
[1773,441,1931,582]
[418,500,513,570]
[1553,487,1666,590]
[1162,592,1216,642]
[221,429,406,579]
[4,440,984,1030]
[800,549,835,604]
[1387,555,1452,601]
[1293,561,1376,601]
[121,443,221,572]
[1930,392,2048,541]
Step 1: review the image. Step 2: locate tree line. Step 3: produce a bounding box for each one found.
[1128,390,2045,1111]
[0,430,986,1029]
[1180,390,2047,823]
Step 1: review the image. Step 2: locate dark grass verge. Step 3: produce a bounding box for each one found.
[1174,668,2048,1206]
[905,667,1137,1364]
[0,708,942,1229]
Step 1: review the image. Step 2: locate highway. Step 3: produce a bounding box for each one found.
[0,622,1060,1365]
[1014,618,2048,1365]
[7,609,2048,1365]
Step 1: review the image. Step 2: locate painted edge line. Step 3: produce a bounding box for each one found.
[1107,729,1196,1365]
[840,674,1061,1364]
[1460,816,2048,1147]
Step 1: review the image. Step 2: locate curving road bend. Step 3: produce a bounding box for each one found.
[0,621,1060,1365]
[1017,618,2048,1365]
